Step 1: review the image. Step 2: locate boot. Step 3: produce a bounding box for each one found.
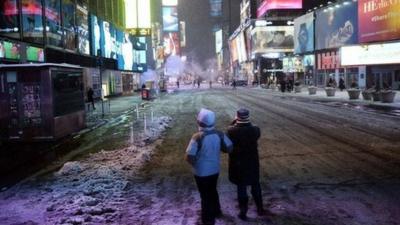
[238,198,248,221]
[254,194,267,216]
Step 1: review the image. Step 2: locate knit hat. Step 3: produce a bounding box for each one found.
[197,108,215,127]
[236,108,250,123]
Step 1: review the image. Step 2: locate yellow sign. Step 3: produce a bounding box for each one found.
[126,28,151,36]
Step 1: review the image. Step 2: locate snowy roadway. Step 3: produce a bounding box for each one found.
[0,86,399,225]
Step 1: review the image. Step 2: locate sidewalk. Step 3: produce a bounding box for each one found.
[265,86,400,109]
[83,94,144,130]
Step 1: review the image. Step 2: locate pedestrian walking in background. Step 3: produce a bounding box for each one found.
[185,108,233,225]
[209,80,212,88]
[227,108,267,221]
[339,77,345,91]
[232,79,237,89]
[197,79,201,88]
[87,87,95,110]
[176,80,180,88]
[280,79,286,92]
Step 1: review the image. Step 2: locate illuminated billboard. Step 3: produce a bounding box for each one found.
[162,0,178,6]
[315,1,358,50]
[358,0,400,43]
[162,7,179,31]
[125,0,151,35]
[209,0,222,17]
[163,32,180,56]
[90,14,102,56]
[257,0,302,18]
[76,2,90,55]
[0,0,20,39]
[26,46,45,62]
[22,0,44,44]
[341,42,400,66]
[215,29,222,53]
[251,26,294,54]
[294,12,314,54]
[0,40,20,60]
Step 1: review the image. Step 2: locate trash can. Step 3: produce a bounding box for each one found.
[141,88,150,100]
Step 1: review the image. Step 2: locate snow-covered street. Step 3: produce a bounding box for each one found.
[1,87,400,225]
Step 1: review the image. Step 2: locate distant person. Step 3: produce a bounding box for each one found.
[176,80,180,88]
[280,79,286,92]
[350,80,358,89]
[87,88,95,110]
[326,77,336,88]
[185,109,233,225]
[209,80,212,88]
[227,108,267,221]
[232,79,237,89]
[197,79,201,88]
[339,77,345,91]
[142,83,146,89]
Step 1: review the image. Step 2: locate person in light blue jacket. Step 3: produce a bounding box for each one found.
[185,108,233,225]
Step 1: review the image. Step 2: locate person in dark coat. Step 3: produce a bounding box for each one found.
[87,88,95,110]
[339,77,345,91]
[226,108,266,221]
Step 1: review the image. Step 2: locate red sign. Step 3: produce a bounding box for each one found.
[358,0,400,43]
[317,51,341,70]
[257,0,302,18]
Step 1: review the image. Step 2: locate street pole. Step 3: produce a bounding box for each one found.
[97,50,105,118]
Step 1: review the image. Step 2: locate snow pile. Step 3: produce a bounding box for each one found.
[0,116,171,225]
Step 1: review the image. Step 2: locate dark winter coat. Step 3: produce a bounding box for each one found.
[227,122,261,185]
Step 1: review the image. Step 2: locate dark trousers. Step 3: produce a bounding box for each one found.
[237,182,263,209]
[194,173,221,224]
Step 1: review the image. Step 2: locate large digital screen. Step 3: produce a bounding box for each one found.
[315,1,358,50]
[26,45,45,62]
[358,0,400,43]
[251,26,294,54]
[45,0,62,47]
[0,0,20,39]
[22,0,44,44]
[229,39,238,62]
[103,21,116,59]
[209,0,222,17]
[257,0,302,18]
[237,32,247,63]
[294,12,314,54]
[215,29,222,53]
[63,0,76,51]
[90,14,101,56]
[163,32,180,56]
[341,42,400,66]
[162,7,178,31]
[162,0,178,6]
[76,2,90,54]
[117,30,134,71]
[0,40,20,60]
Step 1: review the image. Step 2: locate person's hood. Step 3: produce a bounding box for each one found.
[197,108,215,128]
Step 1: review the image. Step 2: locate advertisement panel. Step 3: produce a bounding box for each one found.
[76,2,90,54]
[62,0,76,51]
[294,12,314,54]
[283,56,303,73]
[237,32,247,63]
[229,39,238,62]
[117,30,134,71]
[358,0,400,43]
[251,26,294,54]
[0,0,20,39]
[163,32,180,56]
[102,21,117,59]
[125,0,151,34]
[215,29,222,53]
[257,0,302,18]
[0,40,20,60]
[315,1,358,50]
[22,0,44,44]
[162,0,178,6]
[341,42,400,66]
[209,0,222,17]
[26,46,44,62]
[45,0,62,47]
[90,14,102,56]
[162,7,178,31]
